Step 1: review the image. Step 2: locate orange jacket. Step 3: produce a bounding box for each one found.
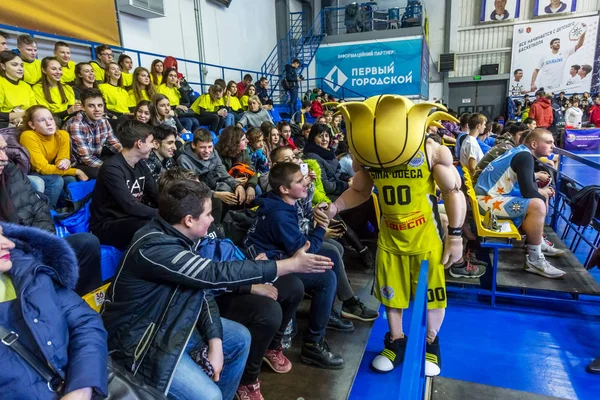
[529,97,553,128]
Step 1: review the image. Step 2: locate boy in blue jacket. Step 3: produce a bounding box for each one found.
[244,162,345,369]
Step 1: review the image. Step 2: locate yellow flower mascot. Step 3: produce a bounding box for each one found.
[322,95,466,376]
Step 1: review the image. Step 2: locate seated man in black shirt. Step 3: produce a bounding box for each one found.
[90,120,159,248]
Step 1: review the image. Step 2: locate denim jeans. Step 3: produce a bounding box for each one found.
[293,268,337,343]
[223,113,235,127]
[288,87,299,115]
[179,116,200,132]
[27,175,45,193]
[168,318,251,400]
[36,174,76,207]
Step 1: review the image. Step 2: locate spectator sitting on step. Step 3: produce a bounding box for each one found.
[127,67,156,111]
[256,76,273,109]
[19,105,89,207]
[237,95,273,129]
[32,57,79,125]
[53,41,77,85]
[14,34,41,86]
[0,51,36,128]
[144,125,177,183]
[90,120,158,249]
[117,53,134,87]
[237,73,253,98]
[157,67,199,132]
[293,122,312,151]
[149,59,164,87]
[240,84,257,111]
[90,44,113,82]
[63,88,122,179]
[0,134,102,295]
[278,120,297,150]
[72,62,98,101]
[475,128,566,279]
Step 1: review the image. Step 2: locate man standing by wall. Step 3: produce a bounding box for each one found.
[284,58,303,115]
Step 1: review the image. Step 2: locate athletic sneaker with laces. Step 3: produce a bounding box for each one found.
[466,250,487,267]
[235,381,264,400]
[371,332,407,373]
[541,240,565,257]
[449,259,486,278]
[341,296,379,321]
[263,347,292,373]
[425,336,442,377]
[524,254,566,278]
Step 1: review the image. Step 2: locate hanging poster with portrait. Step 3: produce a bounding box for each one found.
[480,0,521,23]
[533,0,577,17]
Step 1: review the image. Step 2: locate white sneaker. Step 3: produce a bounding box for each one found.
[525,254,566,279]
[541,240,565,257]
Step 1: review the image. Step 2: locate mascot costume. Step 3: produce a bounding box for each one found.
[323,95,466,376]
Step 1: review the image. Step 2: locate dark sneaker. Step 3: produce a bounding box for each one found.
[371,332,407,373]
[235,381,264,400]
[301,339,345,369]
[425,336,442,377]
[341,296,379,322]
[327,309,354,332]
[449,259,486,278]
[359,247,376,269]
[466,250,487,267]
[586,358,600,374]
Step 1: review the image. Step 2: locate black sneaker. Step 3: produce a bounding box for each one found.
[449,260,486,278]
[371,332,407,373]
[425,336,441,377]
[341,296,379,322]
[301,338,345,369]
[359,247,376,269]
[586,358,600,374]
[327,309,354,332]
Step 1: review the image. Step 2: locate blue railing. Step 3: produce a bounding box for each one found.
[399,260,429,399]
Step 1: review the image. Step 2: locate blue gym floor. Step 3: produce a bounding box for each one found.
[350,151,600,400]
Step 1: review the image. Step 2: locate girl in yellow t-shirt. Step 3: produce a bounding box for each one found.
[225,80,244,123]
[128,67,156,110]
[157,67,199,132]
[32,57,79,124]
[72,62,98,101]
[118,54,134,88]
[19,105,89,206]
[98,62,130,116]
[0,52,36,128]
[150,59,164,87]
[240,84,256,110]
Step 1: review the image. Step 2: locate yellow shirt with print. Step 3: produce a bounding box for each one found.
[32,84,75,114]
[0,76,36,113]
[99,83,130,114]
[226,94,242,112]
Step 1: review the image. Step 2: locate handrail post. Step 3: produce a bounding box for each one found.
[552,151,563,232]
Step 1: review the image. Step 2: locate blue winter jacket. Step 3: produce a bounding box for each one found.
[0,223,108,399]
[244,191,326,259]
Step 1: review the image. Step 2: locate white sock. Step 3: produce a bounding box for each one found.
[527,244,542,260]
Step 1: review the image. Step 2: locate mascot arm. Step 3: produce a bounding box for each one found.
[327,158,374,217]
[431,141,466,267]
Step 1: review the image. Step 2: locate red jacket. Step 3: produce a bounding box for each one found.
[237,82,248,98]
[529,97,553,128]
[310,100,323,118]
[589,105,600,128]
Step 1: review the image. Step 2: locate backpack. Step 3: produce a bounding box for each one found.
[53,180,96,235]
[197,237,247,261]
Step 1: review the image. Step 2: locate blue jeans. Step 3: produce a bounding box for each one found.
[179,116,200,132]
[36,174,76,207]
[168,318,251,400]
[293,267,337,343]
[27,175,45,193]
[288,87,299,115]
[223,113,235,127]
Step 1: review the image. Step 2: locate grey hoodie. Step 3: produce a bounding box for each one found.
[177,142,238,192]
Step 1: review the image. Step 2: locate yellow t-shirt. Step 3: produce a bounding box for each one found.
[0,274,17,303]
[20,129,77,176]
[240,95,249,110]
[157,84,181,106]
[23,59,42,85]
[121,72,133,88]
[0,76,36,113]
[60,61,77,84]
[90,62,105,82]
[127,89,150,108]
[99,83,130,114]
[191,94,223,114]
[153,75,163,86]
[32,84,75,114]
[227,94,242,112]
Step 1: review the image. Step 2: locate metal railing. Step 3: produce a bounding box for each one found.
[299,77,367,100]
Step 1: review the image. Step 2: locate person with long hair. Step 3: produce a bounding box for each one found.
[72,62,97,100]
[215,126,258,204]
[261,121,283,165]
[237,95,272,129]
[277,120,297,150]
[19,105,88,206]
[151,93,188,134]
[191,84,232,131]
[0,51,35,128]
[240,84,257,110]
[157,67,199,132]
[133,100,152,124]
[150,59,164,86]
[117,53,133,87]
[98,62,129,117]
[225,80,244,122]
[32,57,79,124]
[127,66,156,110]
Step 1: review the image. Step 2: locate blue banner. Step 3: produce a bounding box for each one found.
[316,38,423,98]
[564,128,600,151]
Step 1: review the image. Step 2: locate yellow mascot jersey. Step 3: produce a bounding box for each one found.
[369,141,443,255]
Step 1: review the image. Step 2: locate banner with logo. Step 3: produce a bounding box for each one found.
[563,128,600,151]
[480,0,521,22]
[509,15,599,96]
[315,37,424,99]
[533,0,577,17]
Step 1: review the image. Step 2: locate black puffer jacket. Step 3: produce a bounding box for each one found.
[1,162,54,232]
[304,143,350,196]
[102,217,278,395]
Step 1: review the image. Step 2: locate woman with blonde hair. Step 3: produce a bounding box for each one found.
[237,95,272,129]
[127,66,156,110]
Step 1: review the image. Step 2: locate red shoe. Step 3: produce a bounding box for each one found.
[263,347,292,373]
[235,381,265,400]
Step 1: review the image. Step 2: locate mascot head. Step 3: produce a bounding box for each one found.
[333,95,457,169]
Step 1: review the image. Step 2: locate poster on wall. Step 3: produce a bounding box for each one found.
[509,15,599,96]
[480,0,521,22]
[315,37,424,99]
[533,0,577,17]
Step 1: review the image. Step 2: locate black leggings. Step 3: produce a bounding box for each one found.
[215,274,303,385]
[92,216,150,249]
[193,112,221,133]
